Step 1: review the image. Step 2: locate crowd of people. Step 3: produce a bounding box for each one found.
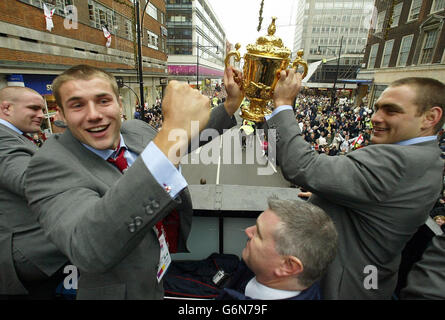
[295,94,373,155]
[132,85,226,132]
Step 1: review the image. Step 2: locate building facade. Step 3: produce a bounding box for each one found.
[166,0,225,92]
[0,0,168,132]
[358,0,445,106]
[293,0,375,92]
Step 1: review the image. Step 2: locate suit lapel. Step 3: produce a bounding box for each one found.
[0,123,38,149]
[59,129,122,187]
[121,127,146,156]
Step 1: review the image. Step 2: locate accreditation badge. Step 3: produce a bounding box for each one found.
[156,232,171,282]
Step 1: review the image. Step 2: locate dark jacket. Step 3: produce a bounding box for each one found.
[217,261,321,300]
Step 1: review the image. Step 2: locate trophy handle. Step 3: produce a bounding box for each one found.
[225,43,241,68]
[291,49,308,79]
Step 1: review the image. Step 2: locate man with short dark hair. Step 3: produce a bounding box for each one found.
[24,65,242,299]
[219,198,338,300]
[0,86,68,298]
[266,73,444,299]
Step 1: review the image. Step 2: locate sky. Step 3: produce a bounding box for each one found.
[207,0,301,52]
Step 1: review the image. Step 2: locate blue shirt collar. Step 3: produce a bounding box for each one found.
[394,136,437,146]
[81,134,126,160]
[0,118,23,135]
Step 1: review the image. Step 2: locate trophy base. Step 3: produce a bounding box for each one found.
[240,102,272,123]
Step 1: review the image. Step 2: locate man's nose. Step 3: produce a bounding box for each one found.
[245,226,254,239]
[37,108,44,118]
[370,109,381,123]
[86,101,103,121]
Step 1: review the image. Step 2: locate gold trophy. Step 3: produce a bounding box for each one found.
[225,17,308,122]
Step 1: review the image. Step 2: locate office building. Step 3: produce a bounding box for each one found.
[358,0,445,106]
[166,0,226,91]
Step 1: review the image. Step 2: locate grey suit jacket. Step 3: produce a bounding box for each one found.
[400,234,445,299]
[0,123,68,295]
[267,109,443,299]
[25,105,236,299]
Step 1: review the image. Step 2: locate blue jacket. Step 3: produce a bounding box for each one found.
[217,261,321,300]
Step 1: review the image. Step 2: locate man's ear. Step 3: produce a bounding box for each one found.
[422,106,442,132]
[0,101,12,116]
[275,256,304,277]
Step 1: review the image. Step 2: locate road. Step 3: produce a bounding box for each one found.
[180,110,291,188]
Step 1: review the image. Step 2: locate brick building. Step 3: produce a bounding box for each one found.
[358,0,445,106]
[0,0,168,132]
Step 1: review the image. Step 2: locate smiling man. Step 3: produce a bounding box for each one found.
[24,65,241,300]
[265,74,445,299]
[0,87,68,298]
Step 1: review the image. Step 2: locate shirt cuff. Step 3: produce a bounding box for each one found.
[264,105,293,121]
[141,141,187,199]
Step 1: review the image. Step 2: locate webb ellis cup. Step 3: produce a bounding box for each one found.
[225,17,308,122]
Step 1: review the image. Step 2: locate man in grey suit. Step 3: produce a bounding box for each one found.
[400,233,445,299]
[0,87,68,298]
[266,73,444,299]
[24,65,242,299]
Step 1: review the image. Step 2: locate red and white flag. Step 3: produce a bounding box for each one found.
[43,4,55,32]
[102,26,112,48]
[353,134,364,149]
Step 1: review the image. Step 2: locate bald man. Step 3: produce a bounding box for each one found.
[0,87,68,299]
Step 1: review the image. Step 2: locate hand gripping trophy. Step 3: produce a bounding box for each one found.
[225,17,308,122]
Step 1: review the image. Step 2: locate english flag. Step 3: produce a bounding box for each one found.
[102,26,112,48]
[43,4,55,32]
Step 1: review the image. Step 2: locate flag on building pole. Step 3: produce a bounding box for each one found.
[43,4,55,32]
[102,26,112,48]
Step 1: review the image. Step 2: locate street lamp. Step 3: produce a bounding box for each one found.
[133,0,153,120]
[317,35,344,110]
[196,36,220,91]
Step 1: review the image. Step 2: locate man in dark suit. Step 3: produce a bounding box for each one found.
[266,72,444,299]
[0,86,68,298]
[218,198,337,300]
[24,65,242,299]
[400,233,445,299]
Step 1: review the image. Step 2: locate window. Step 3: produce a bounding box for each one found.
[397,34,414,66]
[146,2,158,21]
[88,0,115,32]
[419,29,438,64]
[147,30,159,50]
[368,43,379,68]
[125,20,133,41]
[381,39,394,67]
[375,11,386,33]
[19,0,73,16]
[431,0,445,13]
[408,0,422,21]
[391,3,403,27]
